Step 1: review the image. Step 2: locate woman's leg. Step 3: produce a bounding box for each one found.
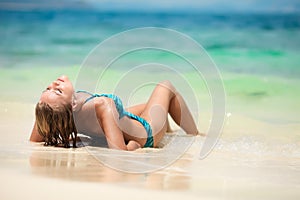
[126,104,146,116]
[127,103,173,132]
[167,84,199,135]
[140,81,198,145]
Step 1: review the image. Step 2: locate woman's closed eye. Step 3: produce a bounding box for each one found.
[42,87,50,93]
[42,88,62,95]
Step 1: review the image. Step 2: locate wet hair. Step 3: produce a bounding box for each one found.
[35,102,77,148]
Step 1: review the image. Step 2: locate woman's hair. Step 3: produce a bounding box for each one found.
[35,102,77,148]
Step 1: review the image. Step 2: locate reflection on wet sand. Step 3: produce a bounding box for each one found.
[29,139,193,190]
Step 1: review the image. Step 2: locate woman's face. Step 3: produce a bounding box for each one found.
[40,75,74,107]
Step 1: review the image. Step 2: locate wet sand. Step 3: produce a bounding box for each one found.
[1,102,300,199]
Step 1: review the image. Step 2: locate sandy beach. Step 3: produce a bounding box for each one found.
[1,98,299,199]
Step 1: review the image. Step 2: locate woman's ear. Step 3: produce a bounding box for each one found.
[72,98,80,112]
[72,94,84,112]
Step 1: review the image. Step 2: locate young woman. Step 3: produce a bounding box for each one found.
[30,75,199,151]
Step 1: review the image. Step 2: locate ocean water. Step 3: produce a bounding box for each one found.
[1,10,300,76]
[0,10,299,131]
[1,10,299,119]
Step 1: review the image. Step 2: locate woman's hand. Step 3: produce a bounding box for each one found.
[126,140,141,151]
[29,121,44,142]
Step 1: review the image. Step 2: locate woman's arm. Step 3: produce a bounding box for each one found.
[94,97,139,151]
[29,121,44,142]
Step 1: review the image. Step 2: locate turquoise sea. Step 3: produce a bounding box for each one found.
[1,10,299,122]
[1,10,300,75]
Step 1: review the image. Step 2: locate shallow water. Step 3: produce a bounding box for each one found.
[0,102,300,199]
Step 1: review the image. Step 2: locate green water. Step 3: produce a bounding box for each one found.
[1,66,299,125]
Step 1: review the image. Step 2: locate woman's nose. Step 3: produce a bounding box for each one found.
[47,81,59,89]
[53,80,60,85]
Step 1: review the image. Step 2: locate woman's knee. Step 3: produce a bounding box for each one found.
[158,80,172,88]
[157,80,177,97]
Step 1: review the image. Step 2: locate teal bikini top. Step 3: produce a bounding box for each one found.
[76,90,154,147]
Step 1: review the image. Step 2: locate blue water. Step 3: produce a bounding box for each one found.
[0,10,300,78]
